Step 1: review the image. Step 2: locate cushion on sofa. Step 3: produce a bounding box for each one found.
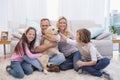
[95,32,111,40]
[92,40,113,57]
[87,27,104,39]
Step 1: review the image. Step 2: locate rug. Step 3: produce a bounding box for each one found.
[0,59,120,80]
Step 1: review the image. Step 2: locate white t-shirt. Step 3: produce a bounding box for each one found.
[34,31,61,48]
[34,31,42,48]
[67,38,102,61]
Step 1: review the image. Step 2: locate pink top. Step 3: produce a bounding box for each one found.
[11,42,42,62]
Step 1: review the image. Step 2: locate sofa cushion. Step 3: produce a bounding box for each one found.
[92,40,113,57]
[95,32,111,40]
[87,27,104,39]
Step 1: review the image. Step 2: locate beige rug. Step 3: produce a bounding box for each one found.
[0,58,120,80]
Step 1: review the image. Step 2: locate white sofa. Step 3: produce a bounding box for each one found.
[10,20,113,57]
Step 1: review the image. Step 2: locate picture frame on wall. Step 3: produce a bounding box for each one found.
[1,31,8,41]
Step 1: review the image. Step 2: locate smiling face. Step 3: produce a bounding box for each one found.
[26,29,36,43]
[58,18,67,33]
[40,19,50,34]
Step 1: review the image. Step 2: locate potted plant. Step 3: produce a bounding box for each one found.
[109,25,117,38]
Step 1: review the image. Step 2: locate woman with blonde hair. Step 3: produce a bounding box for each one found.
[57,17,82,71]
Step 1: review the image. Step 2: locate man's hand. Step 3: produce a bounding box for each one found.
[35,41,57,53]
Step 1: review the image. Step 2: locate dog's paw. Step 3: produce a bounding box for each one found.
[43,69,49,75]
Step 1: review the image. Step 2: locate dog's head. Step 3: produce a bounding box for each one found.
[44,26,59,35]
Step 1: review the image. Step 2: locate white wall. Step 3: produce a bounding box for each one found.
[0,0,8,27]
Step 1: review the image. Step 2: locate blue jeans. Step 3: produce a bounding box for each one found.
[60,51,82,70]
[8,61,33,78]
[81,58,110,77]
[49,54,65,65]
[74,52,110,77]
[23,54,65,71]
[23,56,43,71]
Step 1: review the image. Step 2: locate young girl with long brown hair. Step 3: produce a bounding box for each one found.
[6,27,42,78]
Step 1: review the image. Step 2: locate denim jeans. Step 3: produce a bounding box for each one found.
[81,57,110,76]
[60,51,82,70]
[49,54,65,65]
[23,56,43,71]
[8,61,33,78]
[74,52,110,77]
[23,54,65,71]
[73,51,83,71]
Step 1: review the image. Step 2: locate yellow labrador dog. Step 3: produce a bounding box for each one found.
[38,26,62,74]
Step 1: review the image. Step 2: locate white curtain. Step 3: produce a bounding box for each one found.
[0,0,109,28]
[0,0,47,28]
[58,0,106,26]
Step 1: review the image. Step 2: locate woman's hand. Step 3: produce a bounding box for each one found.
[60,33,68,41]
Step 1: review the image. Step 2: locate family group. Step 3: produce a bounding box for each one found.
[6,17,112,80]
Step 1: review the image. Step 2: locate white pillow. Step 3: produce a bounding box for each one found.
[87,27,104,39]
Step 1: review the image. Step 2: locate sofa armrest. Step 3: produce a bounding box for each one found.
[92,40,113,57]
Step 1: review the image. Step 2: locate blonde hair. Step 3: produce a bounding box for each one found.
[56,16,71,37]
[77,28,91,43]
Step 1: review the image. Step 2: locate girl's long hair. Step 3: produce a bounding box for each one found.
[14,27,36,54]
